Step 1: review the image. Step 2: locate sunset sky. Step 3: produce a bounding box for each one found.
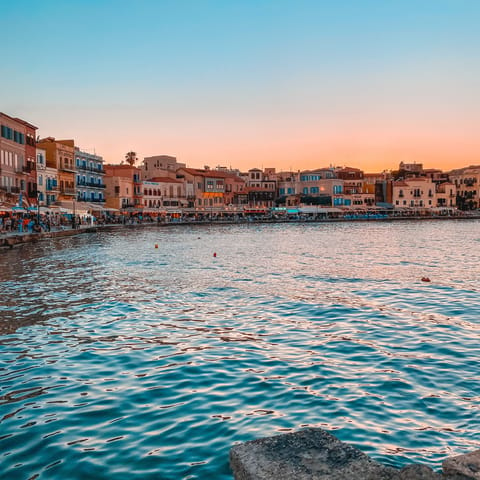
[2,0,479,172]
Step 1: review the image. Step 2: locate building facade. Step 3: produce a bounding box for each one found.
[0,112,38,206]
[449,165,480,210]
[36,137,76,203]
[141,155,186,181]
[75,148,106,204]
[104,164,142,211]
[392,177,437,209]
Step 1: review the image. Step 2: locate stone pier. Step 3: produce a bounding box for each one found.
[230,428,479,479]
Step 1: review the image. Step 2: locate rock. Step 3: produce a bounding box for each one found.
[396,464,442,479]
[230,428,399,480]
[443,450,480,479]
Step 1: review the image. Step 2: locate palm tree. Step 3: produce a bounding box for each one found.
[125,151,138,166]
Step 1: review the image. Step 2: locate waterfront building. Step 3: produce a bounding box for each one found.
[36,148,59,207]
[392,177,437,209]
[142,177,186,213]
[14,117,38,206]
[104,164,142,211]
[221,171,246,209]
[141,155,186,181]
[75,148,105,205]
[449,165,480,210]
[176,167,227,213]
[0,112,37,206]
[278,169,344,207]
[36,138,76,203]
[435,182,456,208]
[335,167,364,194]
[242,168,276,210]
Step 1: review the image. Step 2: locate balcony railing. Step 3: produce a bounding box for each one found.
[0,186,20,193]
[60,187,76,195]
[76,165,105,174]
[77,181,106,188]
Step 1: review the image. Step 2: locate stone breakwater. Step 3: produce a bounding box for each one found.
[230,429,480,480]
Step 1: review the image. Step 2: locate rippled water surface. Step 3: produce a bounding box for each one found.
[1,221,479,479]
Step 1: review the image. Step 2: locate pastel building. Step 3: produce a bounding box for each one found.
[176,167,226,212]
[392,177,437,209]
[449,165,480,210]
[278,169,344,207]
[75,148,105,204]
[36,137,76,203]
[435,182,456,208]
[141,155,186,181]
[36,147,60,206]
[143,177,186,212]
[0,112,38,206]
[104,164,142,211]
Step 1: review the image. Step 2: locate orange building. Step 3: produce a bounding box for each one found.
[104,164,142,211]
[36,137,76,203]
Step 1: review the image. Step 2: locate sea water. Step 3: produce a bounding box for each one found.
[0,220,479,479]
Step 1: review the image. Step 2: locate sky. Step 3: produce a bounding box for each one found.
[1,0,479,172]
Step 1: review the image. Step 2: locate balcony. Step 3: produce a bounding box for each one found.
[0,186,20,193]
[60,187,76,195]
[77,181,106,188]
[61,165,76,173]
[76,165,105,174]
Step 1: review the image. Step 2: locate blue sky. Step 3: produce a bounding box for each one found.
[2,0,479,171]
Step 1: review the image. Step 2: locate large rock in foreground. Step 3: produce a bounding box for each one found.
[443,450,480,479]
[230,428,478,480]
[230,428,398,480]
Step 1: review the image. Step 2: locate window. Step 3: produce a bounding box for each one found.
[303,187,308,194]
[38,175,43,186]
[310,187,319,194]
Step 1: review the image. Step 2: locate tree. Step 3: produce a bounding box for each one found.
[125,151,138,166]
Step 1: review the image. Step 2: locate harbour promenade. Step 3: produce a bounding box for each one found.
[1,211,479,250]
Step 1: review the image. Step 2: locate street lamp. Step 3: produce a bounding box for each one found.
[72,198,76,229]
[37,191,41,225]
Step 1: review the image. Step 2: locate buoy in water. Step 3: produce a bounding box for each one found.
[155,244,158,249]
[421,277,430,282]
[213,252,217,257]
